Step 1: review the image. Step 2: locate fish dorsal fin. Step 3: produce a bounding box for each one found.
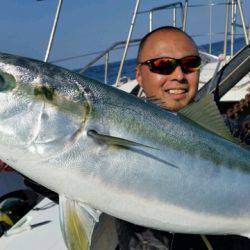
[179,94,239,144]
[59,195,101,250]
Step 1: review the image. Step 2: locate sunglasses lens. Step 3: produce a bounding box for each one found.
[142,56,201,75]
[150,58,177,75]
[181,56,201,73]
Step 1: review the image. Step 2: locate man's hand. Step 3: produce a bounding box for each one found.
[0,160,13,172]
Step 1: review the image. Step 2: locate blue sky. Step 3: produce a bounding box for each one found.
[0,0,249,69]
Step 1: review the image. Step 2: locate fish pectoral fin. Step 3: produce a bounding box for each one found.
[59,195,102,250]
[179,94,249,150]
[179,94,233,141]
[87,129,156,149]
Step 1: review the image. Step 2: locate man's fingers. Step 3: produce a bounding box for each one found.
[0,160,13,172]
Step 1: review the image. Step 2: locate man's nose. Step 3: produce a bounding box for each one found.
[171,65,185,82]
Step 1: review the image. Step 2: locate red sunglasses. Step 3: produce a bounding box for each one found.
[138,55,201,75]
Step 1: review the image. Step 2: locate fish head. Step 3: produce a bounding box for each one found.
[0,52,91,165]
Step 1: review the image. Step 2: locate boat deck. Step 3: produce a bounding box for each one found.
[0,198,66,250]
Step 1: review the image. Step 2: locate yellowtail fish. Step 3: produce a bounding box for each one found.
[0,53,249,250]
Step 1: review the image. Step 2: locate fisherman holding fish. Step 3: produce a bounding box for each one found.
[113,26,250,250]
[114,25,203,250]
[0,25,249,250]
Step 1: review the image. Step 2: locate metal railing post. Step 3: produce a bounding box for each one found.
[149,11,153,32]
[104,52,109,84]
[209,0,213,54]
[44,0,63,62]
[173,7,176,27]
[236,0,249,45]
[223,0,230,56]
[115,0,141,87]
[182,0,188,31]
[230,0,236,56]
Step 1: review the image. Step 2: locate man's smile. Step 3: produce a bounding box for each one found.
[162,85,189,100]
[167,89,187,94]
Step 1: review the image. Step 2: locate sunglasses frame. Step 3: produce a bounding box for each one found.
[138,55,201,75]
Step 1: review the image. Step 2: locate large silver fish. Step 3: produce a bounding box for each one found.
[0,52,249,249]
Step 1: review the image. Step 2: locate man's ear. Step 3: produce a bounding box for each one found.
[135,66,143,87]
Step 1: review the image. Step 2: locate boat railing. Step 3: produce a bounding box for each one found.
[83,0,249,86]
[137,2,184,31]
[78,39,141,84]
[48,0,187,86]
[47,0,249,86]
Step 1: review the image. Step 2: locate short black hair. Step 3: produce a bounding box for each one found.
[136,26,196,63]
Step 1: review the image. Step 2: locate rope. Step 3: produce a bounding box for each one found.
[201,235,213,250]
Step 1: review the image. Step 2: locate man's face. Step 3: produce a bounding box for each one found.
[136,30,200,111]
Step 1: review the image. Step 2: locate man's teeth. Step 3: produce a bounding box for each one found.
[168,89,186,94]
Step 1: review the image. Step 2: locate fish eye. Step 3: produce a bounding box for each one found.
[0,73,16,92]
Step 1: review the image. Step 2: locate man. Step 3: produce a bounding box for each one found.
[115,26,249,250]
[115,26,205,250]
[135,26,200,111]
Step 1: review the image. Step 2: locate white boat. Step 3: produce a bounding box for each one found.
[0,0,249,249]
